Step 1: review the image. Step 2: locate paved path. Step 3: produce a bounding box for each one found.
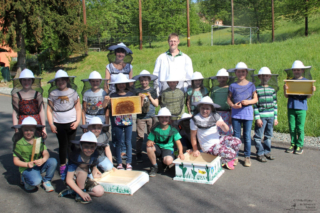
[0,94,319,213]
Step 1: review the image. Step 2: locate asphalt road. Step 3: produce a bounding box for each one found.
[0,94,319,213]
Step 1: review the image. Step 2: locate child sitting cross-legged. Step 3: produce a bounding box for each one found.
[146,107,185,177]
[59,131,105,204]
[12,117,57,192]
[188,96,242,170]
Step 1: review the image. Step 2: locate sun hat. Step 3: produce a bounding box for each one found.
[13,68,39,80]
[132,70,158,81]
[155,107,172,117]
[285,60,311,71]
[160,73,184,82]
[81,71,109,82]
[191,72,204,80]
[80,117,110,129]
[48,69,76,83]
[192,96,221,109]
[227,62,255,73]
[210,68,229,80]
[177,113,192,124]
[108,73,135,84]
[12,116,45,129]
[108,42,133,54]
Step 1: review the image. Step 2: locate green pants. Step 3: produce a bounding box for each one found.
[288,109,306,148]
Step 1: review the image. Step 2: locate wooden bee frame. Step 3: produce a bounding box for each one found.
[284,80,316,95]
[111,96,142,116]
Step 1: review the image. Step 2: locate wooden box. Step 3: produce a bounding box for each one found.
[111,96,142,116]
[284,80,316,95]
[172,153,224,185]
[94,170,149,195]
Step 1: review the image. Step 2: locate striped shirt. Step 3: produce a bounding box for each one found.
[254,86,277,120]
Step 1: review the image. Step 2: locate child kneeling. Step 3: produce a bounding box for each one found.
[146,107,185,177]
[59,132,104,204]
[13,117,57,192]
[188,96,241,170]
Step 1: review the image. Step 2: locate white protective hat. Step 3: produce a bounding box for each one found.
[210,68,229,80]
[178,113,192,124]
[155,107,172,117]
[192,96,221,109]
[17,69,35,79]
[48,69,75,83]
[160,73,184,82]
[109,73,135,84]
[81,71,109,82]
[191,72,204,80]
[71,131,103,146]
[256,67,272,75]
[132,70,158,81]
[228,62,255,73]
[285,60,311,71]
[12,116,45,129]
[80,117,110,129]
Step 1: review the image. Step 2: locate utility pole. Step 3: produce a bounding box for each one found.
[187,0,190,47]
[305,0,308,36]
[231,0,234,45]
[82,0,87,50]
[272,0,274,42]
[139,0,143,50]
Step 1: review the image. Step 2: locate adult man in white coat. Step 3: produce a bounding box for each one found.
[153,33,193,95]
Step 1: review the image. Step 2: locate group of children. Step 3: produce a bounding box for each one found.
[11,57,315,204]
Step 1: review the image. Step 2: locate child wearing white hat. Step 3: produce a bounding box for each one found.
[59,131,105,204]
[132,70,159,162]
[12,68,47,138]
[47,69,81,175]
[146,107,185,177]
[186,72,209,115]
[210,68,233,136]
[12,117,57,192]
[81,71,110,124]
[189,97,241,170]
[284,60,316,154]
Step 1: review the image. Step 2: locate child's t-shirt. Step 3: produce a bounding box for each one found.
[13,137,46,173]
[83,88,107,123]
[229,82,256,120]
[254,86,277,120]
[210,86,230,111]
[48,88,79,123]
[287,77,308,110]
[109,91,134,126]
[187,87,208,113]
[148,125,181,151]
[190,113,223,152]
[135,88,158,119]
[160,88,185,117]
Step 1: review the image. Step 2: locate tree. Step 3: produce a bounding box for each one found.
[0,0,86,71]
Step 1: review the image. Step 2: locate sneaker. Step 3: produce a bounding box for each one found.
[117,164,124,170]
[75,189,91,204]
[295,147,303,155]
[265,153,275,160]
[233,158,238,166]
[24,182,36,191]
[42,181,54,192]
[136,153,143,163]
[126,164,132,171]
[60,165,67,176]
[244,157,251,167]
[257,155,267,162]
[286,145,295,153]
[58,188,76,197]
[149,165,158,177]
[226,159,235,170]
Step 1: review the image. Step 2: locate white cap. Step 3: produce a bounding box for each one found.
[228,62,254,73]
[89,71,102,79]
[48,69,75,83]
[109,73,135,84]
[258,67,272,75]
[80,117,109,129]
[291,60,311,69]
[191,72,204,80]
[132,70,158,81]
[80,131,98,143]
[192,96,221,109]
[217,68,229,77]
[19,69,35,79]
[156,107,172,117]
[12,116,45,129]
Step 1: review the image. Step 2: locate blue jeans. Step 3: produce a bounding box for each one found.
[232,119,253,157]
[22,158,57,186]
[253,117,274,156]
[113,125,133,164]
[111,122,126,154]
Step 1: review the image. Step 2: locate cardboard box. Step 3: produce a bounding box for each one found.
[111,96,142,116]
[284,80,316,95]
[172,153,224,185]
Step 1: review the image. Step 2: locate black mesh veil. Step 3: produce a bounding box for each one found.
[160,86,186,116]
[150,122,179,144]
[252,74,279,92]
[192,113,221,129]
[107,52,133,64]
[81,79,109,96]
[13,136,45,162]
[284,67,312,80]
[186,78,210,115]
